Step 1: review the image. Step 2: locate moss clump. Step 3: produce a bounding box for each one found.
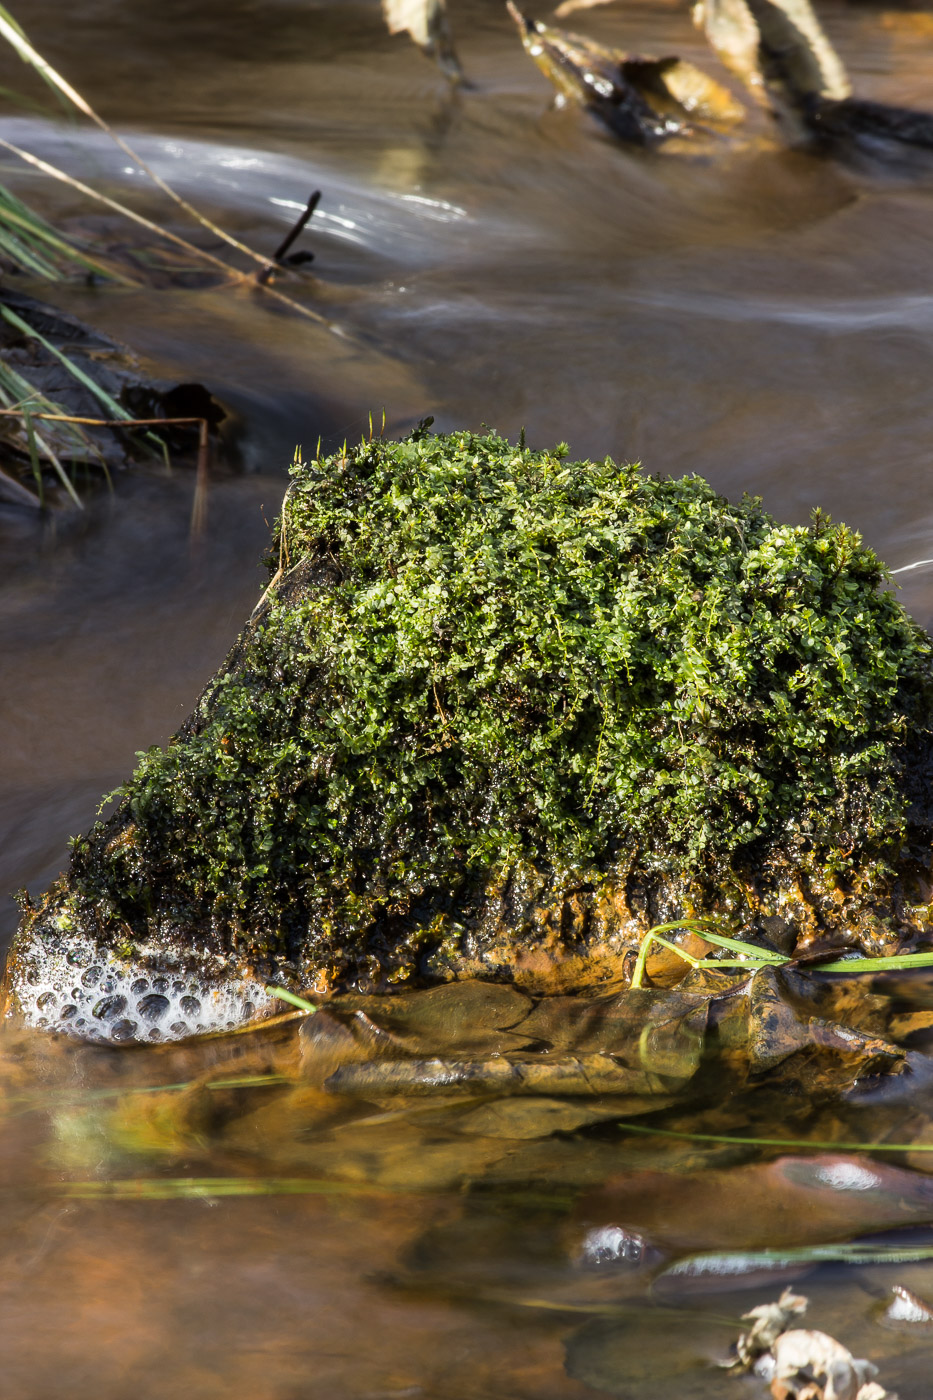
[62,427,933,982]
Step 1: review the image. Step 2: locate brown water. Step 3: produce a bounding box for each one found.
[4,0,933,1393]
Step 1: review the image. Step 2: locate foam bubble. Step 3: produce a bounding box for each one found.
[7,926,278,1044]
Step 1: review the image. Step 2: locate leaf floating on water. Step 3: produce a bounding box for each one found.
[507,2,743,143]
[624,56,745,126]
[382,0,461,78]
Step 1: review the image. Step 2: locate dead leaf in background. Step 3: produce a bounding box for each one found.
[694,0,851,104]
[381,0,461,77]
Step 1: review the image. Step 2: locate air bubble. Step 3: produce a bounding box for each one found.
[137,994,170,1023]
[93,994,127,1021]
[9,926,277,1042]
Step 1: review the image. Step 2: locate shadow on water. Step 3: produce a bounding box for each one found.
[5,0,933,1392]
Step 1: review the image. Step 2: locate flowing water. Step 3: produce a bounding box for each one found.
[4,0,933,1393]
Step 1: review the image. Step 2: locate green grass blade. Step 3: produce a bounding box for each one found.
[819,951,933,973]
[618,1121,933,1153]
[0,184,131,282]
[0,303,132,422]
[58,1175,397,1200]
[660,1241,933,1279]
[265,985,318,1014]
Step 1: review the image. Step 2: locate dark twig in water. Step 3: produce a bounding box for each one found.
[271,190,321,266]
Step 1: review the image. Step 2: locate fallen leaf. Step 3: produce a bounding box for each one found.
[770,1327,882,1400]
[733,1288,810,1369]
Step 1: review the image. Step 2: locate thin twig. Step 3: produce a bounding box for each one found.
[272,190,320,263]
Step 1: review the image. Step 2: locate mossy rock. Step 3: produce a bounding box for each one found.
[8,426,933,1041]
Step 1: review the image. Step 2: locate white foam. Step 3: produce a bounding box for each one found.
[9,927,277,1044]
[812,1162,881,1192]
[580,1225,647,1265]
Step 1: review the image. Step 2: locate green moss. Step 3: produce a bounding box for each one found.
[68,426,933,971]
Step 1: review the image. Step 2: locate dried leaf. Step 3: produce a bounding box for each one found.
[770,1328,883,1400]
[695,0,851,106]
[733,1288,809,1369]
[381,0,461,77]
[507,3,742,143]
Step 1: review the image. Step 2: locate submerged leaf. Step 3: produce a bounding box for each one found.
[771,1328,884,1400]
[732,1287,809,1371]
[325,1049,690,1097]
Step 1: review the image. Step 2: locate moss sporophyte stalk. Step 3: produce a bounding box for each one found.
[9,428,933,1035]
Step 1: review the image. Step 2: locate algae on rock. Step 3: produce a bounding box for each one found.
[9,427,933,1037]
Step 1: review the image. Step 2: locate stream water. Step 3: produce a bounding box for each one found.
[4,0,933,1394]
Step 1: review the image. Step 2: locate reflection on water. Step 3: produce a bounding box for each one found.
[5,0,933,1392]
[1,977,933,1398]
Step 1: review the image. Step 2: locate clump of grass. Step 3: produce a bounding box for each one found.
[45,426,933,983]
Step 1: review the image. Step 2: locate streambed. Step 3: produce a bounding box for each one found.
[4,0,933,1394]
